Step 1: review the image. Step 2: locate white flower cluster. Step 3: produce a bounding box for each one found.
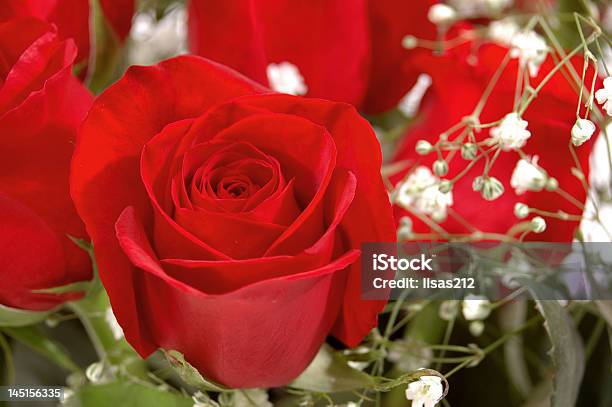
[396,166,453,222]
[510,31,548,77]
[405,375,444,407]
[510,156,547,195]
[448,0,513,17]
[266,62,308,96]
[490,113,531,151]
[595,77,612,116]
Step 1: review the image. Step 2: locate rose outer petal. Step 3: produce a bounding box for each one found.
[115,205,359,388]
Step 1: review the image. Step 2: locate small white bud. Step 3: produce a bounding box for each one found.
[402,35,418,49]
[427,4,457,25]
[530,216,547,233]
[480,176,504,201]
[472,176,484,191]
[514,203,530,219]
[469,321,485,337]
[433,160,449,177]
[438,180,453,193]
[461,143,478,160]
[545,177,558,191]
[397,216,413,241]
[571,118,596,146]
[416,140,434,155]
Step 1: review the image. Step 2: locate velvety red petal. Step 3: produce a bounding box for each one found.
[71,56,266,352]
[115,205,359,388]
[0,29,92,284]
[188,0,370,106]
[215,95,396,346]
[0,193,82,310]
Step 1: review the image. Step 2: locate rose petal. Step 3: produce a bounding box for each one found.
[115,205,359,388]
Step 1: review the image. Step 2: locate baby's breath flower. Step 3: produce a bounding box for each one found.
[595,77,612,116]
[530,216,547,233]
[510,157,547,194]
[571,118,596,146]
[489,18,520,45]
[427,4,456,25]
[514,202,530,219]
[490,113,531,150]
[266,62,308,95]
[402,35,418,49]
[448,0,512,17]
[405,375,444,407]
[462,295,491,321]
[396,167,453,222]
[510,31,548,77]
[433,160,448,177]
[416,140,434,155]
[480,176,504,201]
[469,321,485,337]
[460,142,478,160]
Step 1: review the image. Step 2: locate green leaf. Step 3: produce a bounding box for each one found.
[533,298,585,407]
[163,350,229,393]
[290,344,375,393]
[2,326,80,373]
[0,303,55,327]
[65,381,193,407]
[86,0,124,94]
[32,281,91,295]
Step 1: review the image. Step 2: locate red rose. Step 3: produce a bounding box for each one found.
[71,56,395,387]
[0,0,135,68]
[392,44,595,242]
[0,18,93,310]
[187,0,437,114]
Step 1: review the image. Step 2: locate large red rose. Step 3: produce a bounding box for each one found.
[0,18,93,311]
[391,43,595,242]
[0,0,135,68]
[71,56,395,387]
[187,0,438,114]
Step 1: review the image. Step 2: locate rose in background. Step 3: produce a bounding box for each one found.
[391,42,597,242]
[187,0,438,114]
[0,0,135,74]
[71,56,395,387]
[0,18,93,311]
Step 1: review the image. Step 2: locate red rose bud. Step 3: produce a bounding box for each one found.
[71,56,396,388]
[0,18,93,311]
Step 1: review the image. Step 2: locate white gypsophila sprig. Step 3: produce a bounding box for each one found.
[405,375,444,407]
[510,31,548,77]
[462,294,491,321]
[266,62,308,96]
[398,74,433,117]
[489,112,531,151]
[427,4,457,25]
[396,166,453,222]
[571,118,596,146]
[595,77,612,116]
[489,18,520,45]
[510,156,547,195]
